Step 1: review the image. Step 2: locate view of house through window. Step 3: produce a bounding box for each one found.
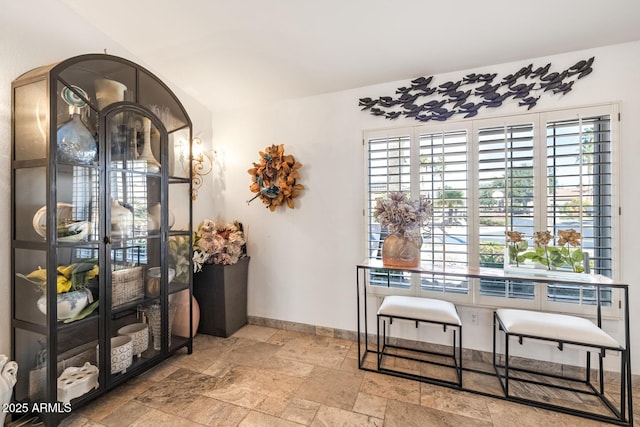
[365,105,617,310]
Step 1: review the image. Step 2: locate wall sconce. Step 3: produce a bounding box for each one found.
[181,137,213,200]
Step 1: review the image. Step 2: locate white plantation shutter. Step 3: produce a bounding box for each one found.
[477,123,535,300]
[544,113,613,307]
[419,129,470,295]
[367,133,412,289]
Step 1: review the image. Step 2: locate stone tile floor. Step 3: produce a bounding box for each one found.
[54,325,636,426]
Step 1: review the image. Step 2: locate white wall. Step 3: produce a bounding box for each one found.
[213,41,640,372]
[0,0,214,355]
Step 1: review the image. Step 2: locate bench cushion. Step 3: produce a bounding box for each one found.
[496,308,622,349]
[378,296,461,326]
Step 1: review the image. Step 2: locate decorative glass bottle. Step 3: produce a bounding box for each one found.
[138,117,161,172]
[56,106,97,164]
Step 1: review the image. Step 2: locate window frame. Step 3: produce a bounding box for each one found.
[363,103,621,317]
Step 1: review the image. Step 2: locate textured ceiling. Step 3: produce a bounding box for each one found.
[60,0,640,112]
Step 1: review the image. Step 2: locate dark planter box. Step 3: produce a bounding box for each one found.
[193,256,250,337]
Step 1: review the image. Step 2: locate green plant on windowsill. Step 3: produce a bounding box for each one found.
[521,229,585,273]
[505,231,528,267]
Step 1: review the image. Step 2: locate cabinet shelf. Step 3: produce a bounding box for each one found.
[56,311,100,332]
[169,281,190,295]
[108,166,163,177]
[169,177,190,184]
[110,299,147,317]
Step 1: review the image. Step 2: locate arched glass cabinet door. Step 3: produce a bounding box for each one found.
[103,105,171,375]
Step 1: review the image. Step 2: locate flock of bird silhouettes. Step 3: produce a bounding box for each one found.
[359,57,594,122]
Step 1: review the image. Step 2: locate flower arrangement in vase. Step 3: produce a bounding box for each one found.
[192,220,249,337]
[373,192,432,268]
[192,220,247,271]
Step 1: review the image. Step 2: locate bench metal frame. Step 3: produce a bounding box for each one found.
[493,311,632,425]
[377,311,462,387]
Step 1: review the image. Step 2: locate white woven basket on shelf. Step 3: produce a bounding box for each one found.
[111,266,144,307]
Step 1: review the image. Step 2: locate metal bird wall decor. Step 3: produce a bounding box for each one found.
[358,57,594,122]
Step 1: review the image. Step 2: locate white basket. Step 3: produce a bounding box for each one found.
[112,267,144,307]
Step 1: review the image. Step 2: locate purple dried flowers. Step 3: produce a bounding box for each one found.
[373,192,432,236]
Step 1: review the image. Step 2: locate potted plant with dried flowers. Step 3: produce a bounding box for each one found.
[373,192,432,268]
[192,220,249,337]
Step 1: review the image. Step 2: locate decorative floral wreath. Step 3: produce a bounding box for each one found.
[247,144,304,211]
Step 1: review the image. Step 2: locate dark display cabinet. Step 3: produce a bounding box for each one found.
[11,54,194,425]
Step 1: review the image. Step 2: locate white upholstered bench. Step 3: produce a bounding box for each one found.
[493,308,629,422]
[377,295,462,387]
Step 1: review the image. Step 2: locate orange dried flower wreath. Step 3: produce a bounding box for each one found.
[247,144,304,211]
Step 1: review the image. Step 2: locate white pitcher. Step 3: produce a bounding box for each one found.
[0,354,18,426]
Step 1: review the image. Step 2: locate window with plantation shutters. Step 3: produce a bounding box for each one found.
[477,123,535,300]
[419,129,470,296]
[364,104,618,314]
[544,114,613,308]
[367,133,412,289]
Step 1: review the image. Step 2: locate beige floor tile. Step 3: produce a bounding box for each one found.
[193,333,240,352]
[72,389,129,422]
[59,414,107,427]
[420,383,492,422]
[360,371,421,405]
[169,348,227,373]
[217,339,315,378]
[238,410,304,427]
[462,369,504,395]
[129,408,203,427]
[266,329,309,346]
[274,333,352,369]
[202,365,304,410]
[310,405,382,427]
[296,366,363,410]
[280,398,321,425]
[231,325,279,342]
[485,398,609,427]
[134,368,220,413]
[180,395,249,426]
[97,401,151,427]
[222,338,283,360]
[137,359,182,382]
[352,392,387,419]
[385,399,492,427]
[110,377,158,401]
[338,355,364,374]
[256,396,293,417]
